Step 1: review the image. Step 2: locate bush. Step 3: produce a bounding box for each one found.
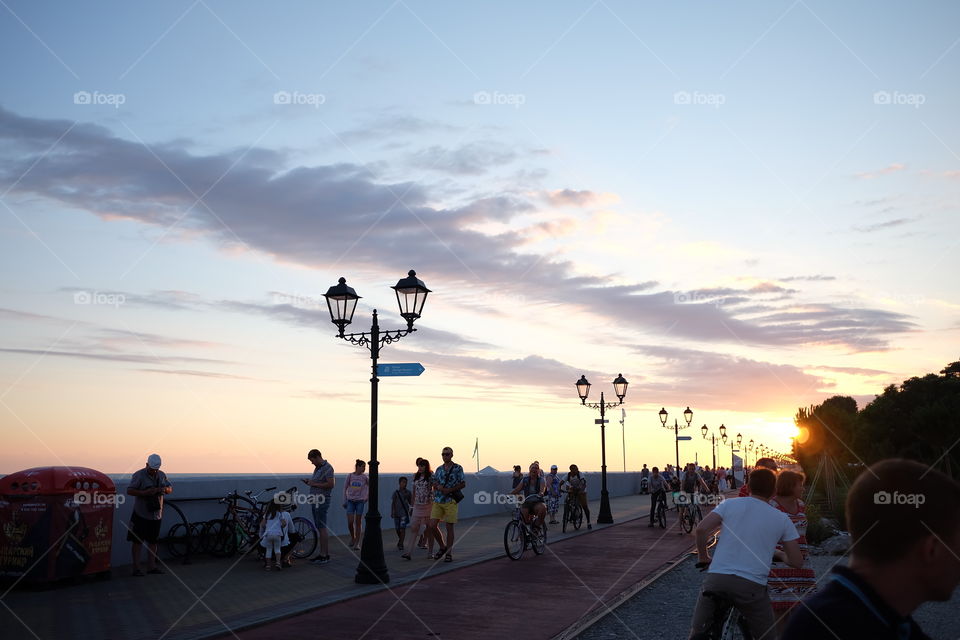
[804,502,833,545]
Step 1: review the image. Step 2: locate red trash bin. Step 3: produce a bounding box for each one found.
[0,466,116,582]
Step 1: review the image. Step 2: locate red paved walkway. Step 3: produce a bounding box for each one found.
[236,511,716,640]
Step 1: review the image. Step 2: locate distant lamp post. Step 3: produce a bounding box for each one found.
[575,373,628,524]
[701,424,719,470]
[720,429,742,489]
[323,270,431,585]
[748,439,755,467]
[659,406,694,473]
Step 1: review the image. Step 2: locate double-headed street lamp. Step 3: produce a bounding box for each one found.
[720,428,742,489]
[323,270,431,585]
[575,373,628,524]
[700,424,719,470]
[659,406,694,474]
[747,439,755,467]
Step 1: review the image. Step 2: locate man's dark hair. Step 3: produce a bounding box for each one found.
[847,458,960,564]
[748,468,777,498]
[754,457,778,471]
[308,449,321,459]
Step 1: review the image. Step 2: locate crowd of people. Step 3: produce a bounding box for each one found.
[123,451,960,640]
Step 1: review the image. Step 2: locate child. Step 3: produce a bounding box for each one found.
[259,499,290,571]
[390,477,412,551]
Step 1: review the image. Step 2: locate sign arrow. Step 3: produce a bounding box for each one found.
[595,419,609,424]
[377,363,425,377]
[677,435,693,441]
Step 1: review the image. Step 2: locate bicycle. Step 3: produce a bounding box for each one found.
[504,505,547,560]
[205,486,319,560]
[692,559,752,639]
[677,492,703,534]
[652,490,668,529]
[561,491,584,533]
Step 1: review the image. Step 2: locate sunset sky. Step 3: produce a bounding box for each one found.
[1,2,958,476]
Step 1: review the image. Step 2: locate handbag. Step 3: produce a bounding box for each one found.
[442,468,465,503]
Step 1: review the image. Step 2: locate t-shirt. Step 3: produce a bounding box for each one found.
[344,473,369,502]
[782,566,930,640]
[310,460,334,497]
[519,475,544,498]
[128,468,172,520]
[708,496,799,585]
[649,475,665,493]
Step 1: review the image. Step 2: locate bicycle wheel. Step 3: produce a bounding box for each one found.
[720,608,749,639]
[208,519,238,557]
[532,525,547,555]
[165,523,190,558]
[657,504,667,529]
[561,502,569,533]
[571,503,583,530]
[680,508,694,533]
[504,521,524,560]
[236,524,258,556]
[290,517,318,558]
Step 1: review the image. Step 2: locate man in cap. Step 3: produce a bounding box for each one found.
[126,453,173,576]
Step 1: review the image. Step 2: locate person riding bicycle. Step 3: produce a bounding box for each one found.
[510,462,547,531]
[647,466,667,527]
[679,463,710,512]
[563,463,593,530]
[688,468,803,640]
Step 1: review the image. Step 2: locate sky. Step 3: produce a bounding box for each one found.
[1,1,958,476]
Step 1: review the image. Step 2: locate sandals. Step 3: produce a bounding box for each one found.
[444,553,452,563]
[432,547,447,560]
[401,553,411,560]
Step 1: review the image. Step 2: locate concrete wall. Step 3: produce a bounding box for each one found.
[107,471,644,567]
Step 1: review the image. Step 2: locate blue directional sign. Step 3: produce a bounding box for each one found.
[377,363,425,377]
[677,435,693,441]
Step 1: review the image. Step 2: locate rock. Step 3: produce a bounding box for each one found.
[818,533,851,555]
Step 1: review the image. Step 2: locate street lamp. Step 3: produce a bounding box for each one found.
[748,439,755,467]
[700,424,719,470]
[576,373,628,524]
[324,270,431,585]
[659,406,694,474]
[720,429,742,489]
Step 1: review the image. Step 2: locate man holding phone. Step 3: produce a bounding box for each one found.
[303,449,335,564]
[126,453,172,576]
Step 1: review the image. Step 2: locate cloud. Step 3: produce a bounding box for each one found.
[137,368,262,381]
[854,217,919,233]
[632,345,830,412]
[780,275,836,282]
[0,107,916,352]
[855,163,906,179]
[0,347,231,366]
[407,141,518,175]
[543,189,620,208]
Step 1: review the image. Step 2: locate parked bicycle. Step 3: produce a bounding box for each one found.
[504,505,547,560]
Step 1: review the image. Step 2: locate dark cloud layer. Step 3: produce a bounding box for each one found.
[0,107,916,352]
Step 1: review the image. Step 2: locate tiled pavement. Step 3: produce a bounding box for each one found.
[0,493,723,640]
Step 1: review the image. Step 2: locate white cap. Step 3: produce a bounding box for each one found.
[147,454,162,469]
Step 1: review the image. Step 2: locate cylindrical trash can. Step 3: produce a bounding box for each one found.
[0,466,116,582]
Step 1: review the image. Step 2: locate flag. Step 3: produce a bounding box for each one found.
[621,408,626,420]
[472,437,478,458]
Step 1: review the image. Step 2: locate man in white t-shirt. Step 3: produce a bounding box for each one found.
[688,468,803,640]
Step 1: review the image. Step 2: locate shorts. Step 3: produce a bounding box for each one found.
[311,501,330,530]
[126,512,162,544]
[522,495,544,513]
[430,500,459,523]
[394,516,409,530]
[345,500,366,516]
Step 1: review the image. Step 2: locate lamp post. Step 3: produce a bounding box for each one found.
[659,406,694,474]
[700,424,718,470]
[576,373,628,524]
[720,429,742,489]
[323,270,431,585]
[748,439,755,467]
